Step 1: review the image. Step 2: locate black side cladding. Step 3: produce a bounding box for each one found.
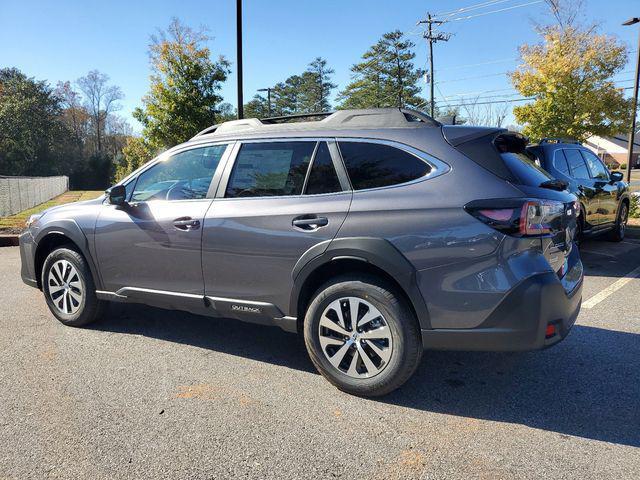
[441,126,516,182]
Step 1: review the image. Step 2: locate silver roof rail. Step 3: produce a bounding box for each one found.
[191,107,440,139]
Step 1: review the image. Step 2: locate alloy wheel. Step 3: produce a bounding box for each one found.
[620,204,628,236]
[318,297,393,378]
[47,260,83,315]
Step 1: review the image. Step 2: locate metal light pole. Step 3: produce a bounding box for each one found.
[623,17,640,182]
[236,0,244,119]
[258,87,272,116]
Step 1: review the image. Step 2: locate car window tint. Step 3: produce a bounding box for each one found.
[225,142,314,198]
[552,151,571,176]
[131,145,226,202]
[563,149,590,179]
[581,150,609,180]
[338,141,430,190]
[500,151,552,186]
[305,142,342,195]
[124,179,136,201]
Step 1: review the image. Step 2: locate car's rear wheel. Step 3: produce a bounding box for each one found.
[41,247,104,327]
[608,202,628,242]
[303,275,422,397]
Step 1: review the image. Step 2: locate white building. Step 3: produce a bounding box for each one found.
[584,134,640,168]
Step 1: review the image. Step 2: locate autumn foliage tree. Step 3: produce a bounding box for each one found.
[510,26,632,142]
[133,19,230,147]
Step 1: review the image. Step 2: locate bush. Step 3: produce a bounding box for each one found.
[630,193,640,219]
[620,163,627,170]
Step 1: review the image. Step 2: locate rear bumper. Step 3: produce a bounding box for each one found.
[421,254,583,352]
[19,230,38,288]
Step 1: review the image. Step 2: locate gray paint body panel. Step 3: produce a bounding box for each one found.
[19,114,584,352]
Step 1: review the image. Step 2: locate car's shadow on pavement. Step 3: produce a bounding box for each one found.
[92,303,639,448]
[91,302,315,373]
[384,325,640,448]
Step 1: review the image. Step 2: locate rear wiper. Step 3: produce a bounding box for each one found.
[539,179,568,191]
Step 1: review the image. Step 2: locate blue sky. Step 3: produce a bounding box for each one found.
[1,0,638,130]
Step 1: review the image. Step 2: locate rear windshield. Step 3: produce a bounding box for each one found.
[494,135,552,187]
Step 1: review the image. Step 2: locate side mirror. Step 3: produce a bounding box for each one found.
[106,185,127,206]
[610,171,624,183]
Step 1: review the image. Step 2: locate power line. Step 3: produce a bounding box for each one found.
[439,85,637,108]
[448,0,543,22]
[439,57,517,71]
[433,0,514,19]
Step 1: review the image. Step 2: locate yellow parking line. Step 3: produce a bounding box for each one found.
[582,265,640,309]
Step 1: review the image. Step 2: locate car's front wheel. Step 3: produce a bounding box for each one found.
[41,247,104,327]
[303,275,423,397]
[608,202,629,242]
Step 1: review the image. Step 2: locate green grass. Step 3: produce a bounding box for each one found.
[0,190,103,233]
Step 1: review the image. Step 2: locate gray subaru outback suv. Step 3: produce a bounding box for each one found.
[19,108,583,396]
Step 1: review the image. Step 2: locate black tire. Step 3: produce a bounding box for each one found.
[575,216,584,247]
[41,247,104,327]
[608,202,628,242]
[303,275,423,397]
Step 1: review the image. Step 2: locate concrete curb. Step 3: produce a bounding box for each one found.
[0,235,19,247]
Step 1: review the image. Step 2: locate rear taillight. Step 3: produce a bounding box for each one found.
[465,198,566,237]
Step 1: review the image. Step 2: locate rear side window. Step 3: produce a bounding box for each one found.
[225,142,314,198]
[338,141,430,190]
[563,149,590,179]
[552,151,571,176]
[581,150,609,180]
[494,134,552,186]
[305,142,342,195]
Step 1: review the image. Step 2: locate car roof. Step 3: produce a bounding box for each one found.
[188,108,440,143]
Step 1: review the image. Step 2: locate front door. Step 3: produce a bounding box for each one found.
[563,148,601,226]
[581,149,618,224]
[202,140,352,316]
[95,143,230,296]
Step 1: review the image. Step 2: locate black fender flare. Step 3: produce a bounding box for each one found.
[33,220,103,290]
[290,237,431,329]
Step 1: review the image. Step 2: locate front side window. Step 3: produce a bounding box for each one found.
[563,149,590,179]
[131,144,227,202]
[338,141,431,190]
[581,150,609,180]
[225,141,315,198]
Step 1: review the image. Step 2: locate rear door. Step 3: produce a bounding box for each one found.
[562,148,601,225]
[581,149,618,224]
[201,139,352,316]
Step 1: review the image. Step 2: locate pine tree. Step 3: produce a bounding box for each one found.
[338,30,425,110]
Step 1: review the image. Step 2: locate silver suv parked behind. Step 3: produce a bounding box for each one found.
[19,109,584,396]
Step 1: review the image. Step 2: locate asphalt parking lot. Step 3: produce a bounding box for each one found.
[0,240,639,480]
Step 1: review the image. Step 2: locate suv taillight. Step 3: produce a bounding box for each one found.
[465,198,566,237]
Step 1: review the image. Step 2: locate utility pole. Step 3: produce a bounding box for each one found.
[418,13,450,118]
[258,87,272,116]
[236,0,244,119]
[623,17,640,182]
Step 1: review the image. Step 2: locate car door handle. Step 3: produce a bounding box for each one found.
[292,216,329,230]
[173,217,200,230]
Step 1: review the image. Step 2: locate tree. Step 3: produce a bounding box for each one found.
[0,68,65,175]
[77,70,123,154]
[114,136,152,181]
[244,94,270,118]
[459,96,509,127]
[338,31,424,110]
[133,18,231,150]
[510,26,632,142]
[300,57,336,113]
